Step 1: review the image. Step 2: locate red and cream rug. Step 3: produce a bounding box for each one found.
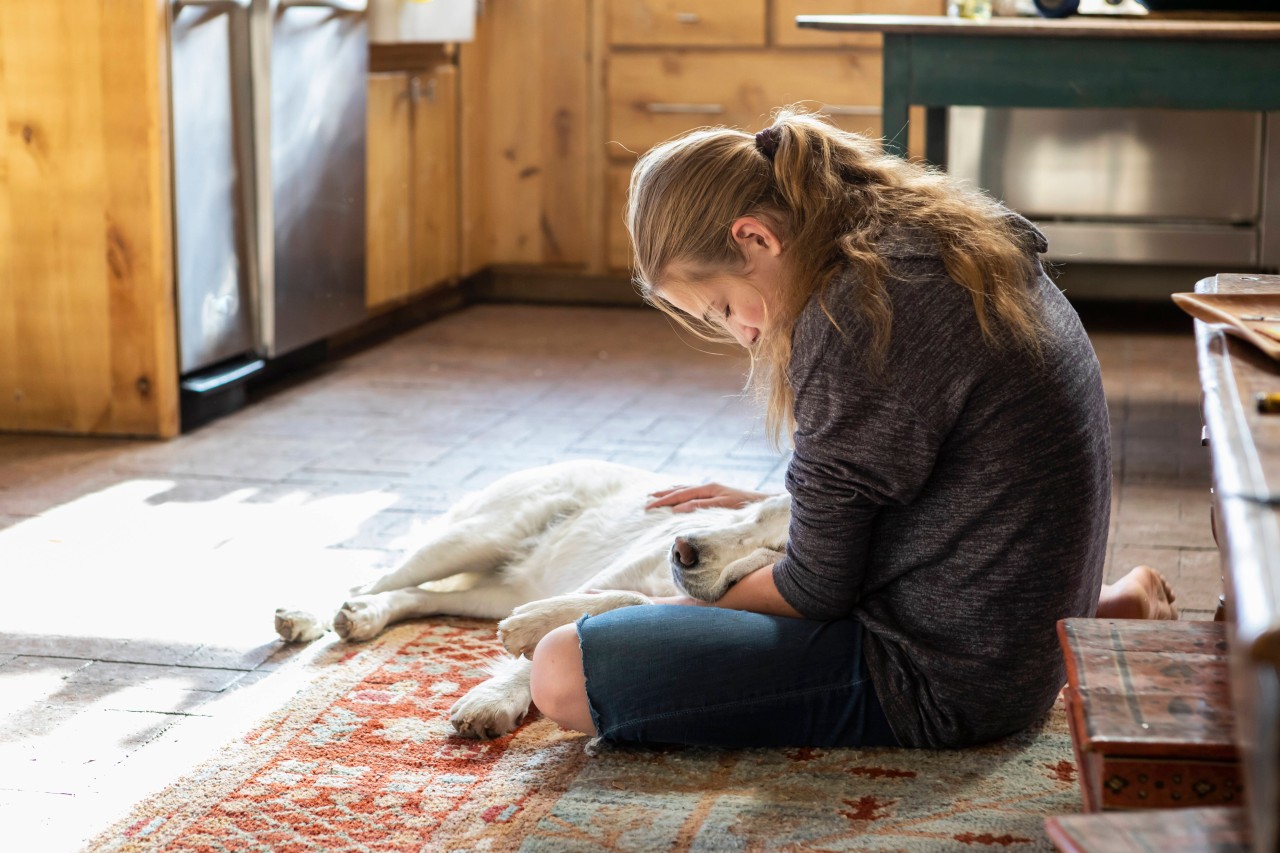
[90,618,1081,852]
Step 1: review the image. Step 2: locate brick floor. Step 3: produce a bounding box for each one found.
[0,300,1214,848]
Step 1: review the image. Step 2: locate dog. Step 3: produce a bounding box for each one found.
[274,459,790,739]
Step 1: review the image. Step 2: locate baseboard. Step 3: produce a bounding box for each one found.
[327,268,644,362]
[470,265,644,307]
[327,281,471,359]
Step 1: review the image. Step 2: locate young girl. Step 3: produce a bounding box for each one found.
[527,111,1176,750]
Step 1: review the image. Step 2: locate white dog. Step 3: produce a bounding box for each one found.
[274,460,790,739]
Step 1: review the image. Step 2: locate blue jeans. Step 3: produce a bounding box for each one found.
[576,605,900,748]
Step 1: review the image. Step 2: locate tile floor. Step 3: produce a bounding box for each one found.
[0,300,1214,849]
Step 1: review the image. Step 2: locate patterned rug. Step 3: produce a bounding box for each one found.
[90,619,1082,852]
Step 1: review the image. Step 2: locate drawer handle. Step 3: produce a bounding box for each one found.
[675,12,701,23]
[824,105,882,117]
[644,103,725,115]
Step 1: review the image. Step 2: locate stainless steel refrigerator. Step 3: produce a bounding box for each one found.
[169,0,368,426]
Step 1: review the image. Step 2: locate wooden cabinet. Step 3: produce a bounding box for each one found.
[457,0,592,275]
[608,0,767,47]
[600,0,943,272]
[367,74,413,308]
[442,0,940,277]
[607,51,885,154]
[366,65,460,311]
[0,0,179,437]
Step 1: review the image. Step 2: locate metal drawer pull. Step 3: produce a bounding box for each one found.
[644,103,725,115]
[675,12,701,23]
[172,0,250,9]
[823,105,882,117]
[280,0,368,11]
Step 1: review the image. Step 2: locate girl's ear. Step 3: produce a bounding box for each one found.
[729,216,783,259]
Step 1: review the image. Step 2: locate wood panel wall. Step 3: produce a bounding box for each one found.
[0,0,179,437]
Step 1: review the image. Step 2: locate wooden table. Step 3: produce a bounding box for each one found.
[1192,272,1280,853]
[794,15,1280,163]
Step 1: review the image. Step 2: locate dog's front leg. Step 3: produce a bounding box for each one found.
[449,656,533,740]
[498,591,652,659]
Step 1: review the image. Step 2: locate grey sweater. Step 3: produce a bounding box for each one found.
[772,219,1110,749]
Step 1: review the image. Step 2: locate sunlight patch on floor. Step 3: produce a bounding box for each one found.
[0,478,401,642]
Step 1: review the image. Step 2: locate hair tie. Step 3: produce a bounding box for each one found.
[754,126,781,161]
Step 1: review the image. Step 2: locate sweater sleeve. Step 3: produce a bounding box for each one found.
[772,313,949,621]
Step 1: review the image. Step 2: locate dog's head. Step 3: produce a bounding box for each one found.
[668,493,791,602]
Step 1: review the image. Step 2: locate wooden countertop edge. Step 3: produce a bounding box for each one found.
[796,14,1280,40]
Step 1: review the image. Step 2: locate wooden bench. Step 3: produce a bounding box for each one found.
[1058,618,1241,812]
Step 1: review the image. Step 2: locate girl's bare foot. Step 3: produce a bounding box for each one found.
[1097,565,1179,620]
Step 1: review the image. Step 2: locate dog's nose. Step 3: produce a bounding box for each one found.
[672,537,698,568]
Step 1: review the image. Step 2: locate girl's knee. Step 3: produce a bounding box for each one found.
[529,623,595,735]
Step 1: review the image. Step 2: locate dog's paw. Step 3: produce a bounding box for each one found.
[498,599,577,659]
[449,680,529,739]
[332,596,390,642]
[274,608,328,643]
[498,592,651,658]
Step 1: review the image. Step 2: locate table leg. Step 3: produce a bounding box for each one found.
[882,35,910,159]
[925,106,948,170]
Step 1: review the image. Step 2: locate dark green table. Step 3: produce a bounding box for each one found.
[795,14,1280,162]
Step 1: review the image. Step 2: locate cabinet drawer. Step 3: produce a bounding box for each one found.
[608,51,883,155]
[609,0,766,47]
[773,0,945,48]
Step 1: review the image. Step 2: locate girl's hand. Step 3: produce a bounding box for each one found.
[645,483,770,513]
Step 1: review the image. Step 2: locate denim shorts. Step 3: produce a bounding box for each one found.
[576,604,900,748]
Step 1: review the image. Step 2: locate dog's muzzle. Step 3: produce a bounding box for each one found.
[671,536,698,568]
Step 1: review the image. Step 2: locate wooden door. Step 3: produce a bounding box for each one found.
[410,65,460,295]
[459,0,591,273]
[366,73,413,309]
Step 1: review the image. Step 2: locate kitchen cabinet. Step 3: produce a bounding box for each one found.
[440,0,939,277]
[609,0,767,47]
[599,0,942,271]
[0,0,179,437]
[2,0,943,438]
[457,0,592,275]
[366,65,460,311]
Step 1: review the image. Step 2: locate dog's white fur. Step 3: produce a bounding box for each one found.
[274,460,789,739]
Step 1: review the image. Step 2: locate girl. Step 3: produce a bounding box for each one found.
[527,111,1175,750]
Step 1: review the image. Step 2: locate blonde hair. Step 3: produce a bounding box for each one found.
[626,109,1046,446]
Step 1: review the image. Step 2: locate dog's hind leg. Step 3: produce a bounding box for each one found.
[334,579,537,641]
[275,520,512,644]
[353,519,512,596]
[449,655,533,739]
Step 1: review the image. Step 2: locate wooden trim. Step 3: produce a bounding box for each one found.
[472,266,642,306]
